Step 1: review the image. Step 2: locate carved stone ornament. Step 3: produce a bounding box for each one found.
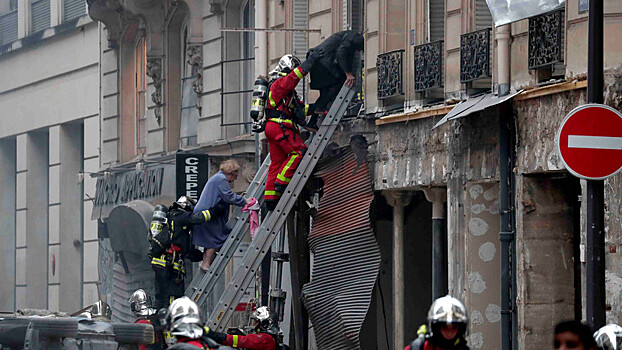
[209,0,224,14]
[146,57,164,125]
[87,0,123,47]
[186,44,203,116]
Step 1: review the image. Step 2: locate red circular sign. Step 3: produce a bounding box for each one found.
[556,104,622,180]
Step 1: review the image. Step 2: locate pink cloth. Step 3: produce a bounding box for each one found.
[241,197,260,239]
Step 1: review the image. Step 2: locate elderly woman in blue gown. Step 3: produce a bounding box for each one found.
[193,159,249,271]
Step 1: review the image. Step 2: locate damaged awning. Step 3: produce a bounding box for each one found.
[432,90,522,129]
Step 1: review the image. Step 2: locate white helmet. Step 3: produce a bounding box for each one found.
[166,297,203,339]
[251,306,272,332]
[595,324,622,350]
[129,289,155,317]
[427,295,468,347]
[174,196,196,211]
[269,54,301,80]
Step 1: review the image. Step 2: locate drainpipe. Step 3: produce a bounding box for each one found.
[255,0,268,168]
[423,188,448,300]
[496,24,514,350]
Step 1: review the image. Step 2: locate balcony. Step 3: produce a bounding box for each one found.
[528,10,563,69]
[460,28,492,83]
[376,49,404,99]
[414,41,443,92]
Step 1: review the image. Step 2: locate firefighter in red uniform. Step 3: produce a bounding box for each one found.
[164,297,217,350]
[263,54,319,211]
[130,289,167,350]
[204,306,282,350]
[404,295,470,350]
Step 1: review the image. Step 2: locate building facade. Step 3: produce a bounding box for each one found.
[0,0,100,313]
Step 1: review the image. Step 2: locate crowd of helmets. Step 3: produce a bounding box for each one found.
[129,289,274,348]
[127,289,622,349]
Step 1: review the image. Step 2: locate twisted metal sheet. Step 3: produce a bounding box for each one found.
[302,149,379,350]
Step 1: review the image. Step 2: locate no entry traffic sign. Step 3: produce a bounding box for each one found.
[556,104,622,180]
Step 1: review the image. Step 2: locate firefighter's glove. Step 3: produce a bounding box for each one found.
[203,326,227,343]
[300,51,320,73]
[293,100,307,126]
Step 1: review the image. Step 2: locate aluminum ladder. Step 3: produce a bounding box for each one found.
[185,155,270,304]
[189,85,355,331]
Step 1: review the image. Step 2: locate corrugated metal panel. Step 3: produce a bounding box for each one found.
[0,11,18,45]
[110,259,156,323]
[31,0,50,33]
[429,0,444,42]
[292,0,307,97]
[475,0,493,31]
[63,0,86,22]
[302,150,380,350]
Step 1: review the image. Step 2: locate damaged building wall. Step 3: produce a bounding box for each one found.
[515,175,579,349]
[514,69,622,332]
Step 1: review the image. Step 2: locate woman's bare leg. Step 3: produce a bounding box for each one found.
[201,248,217,271]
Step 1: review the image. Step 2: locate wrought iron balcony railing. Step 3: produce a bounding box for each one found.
[414,41,443,92]
[460,28,492,83]
[528,10,563,69]
[376,49,404,99]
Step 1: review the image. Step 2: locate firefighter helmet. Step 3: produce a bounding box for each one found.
[269,54,301,79]
[594,324,622,350]
[427,295,468,346]
[129,289,155,317]
[173,196,197,211]
[251,306,272,332]
[166,297,204,339]
[90,300,112,321]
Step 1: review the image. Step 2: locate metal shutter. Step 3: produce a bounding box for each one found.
[0,11,18,45]
[429,0,444,42]
[302,149,380,350]
[31,0,50,33]
[343,0,363,31]
[475,0,493,31]
[292,0,307,97]
[63,0,86,22]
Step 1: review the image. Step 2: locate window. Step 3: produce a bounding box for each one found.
[63,0,86,22]
[414,0,445,103]
[136,37,147,153]
[0,5,18,46]
[241,0,255,133]
[180,28,199,148]
[31,0,51,33]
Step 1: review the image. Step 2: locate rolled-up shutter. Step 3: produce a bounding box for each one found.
[429,0,444,42]
[476,0,493,30]
[31,0,51,33]
[292,0,307,97]
[0,11,18,45]
[63,0,86,22]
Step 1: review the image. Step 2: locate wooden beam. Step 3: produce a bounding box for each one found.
[375,105,454,125]
[515,80,587,101]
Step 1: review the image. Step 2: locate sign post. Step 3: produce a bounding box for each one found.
[586,0,606,331]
